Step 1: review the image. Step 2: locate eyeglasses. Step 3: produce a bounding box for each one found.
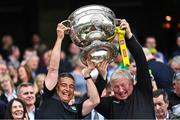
[173,72,180,80]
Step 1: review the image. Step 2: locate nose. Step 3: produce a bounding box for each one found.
[119,86,124,92]
[155,105,160,110]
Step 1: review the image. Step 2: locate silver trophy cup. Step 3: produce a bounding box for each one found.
[62,5,119,65]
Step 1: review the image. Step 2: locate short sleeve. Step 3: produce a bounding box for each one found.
[42,83,56,99]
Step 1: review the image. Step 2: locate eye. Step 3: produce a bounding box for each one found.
[70,85,75,89]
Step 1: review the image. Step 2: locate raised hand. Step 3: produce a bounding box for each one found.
[120,19,133,39]
[96,61,108,80]
[83,59,96,78]
[56,22,70,40]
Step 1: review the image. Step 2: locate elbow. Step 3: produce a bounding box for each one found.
[91,96,100,107]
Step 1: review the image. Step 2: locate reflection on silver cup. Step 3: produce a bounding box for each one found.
[63,5,119,65]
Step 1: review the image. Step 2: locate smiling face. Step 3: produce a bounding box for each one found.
[18,86,36,106]
[11,100,24,119]
[56,77,75,103]
[112,77,133,100]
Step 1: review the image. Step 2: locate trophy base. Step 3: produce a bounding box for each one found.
[80,40,118,65]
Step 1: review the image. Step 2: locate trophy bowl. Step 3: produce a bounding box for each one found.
[64,5,119,65]
[68,5,117,48]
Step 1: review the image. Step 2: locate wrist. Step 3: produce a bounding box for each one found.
[84,76,91,80]
[126,32,133,39]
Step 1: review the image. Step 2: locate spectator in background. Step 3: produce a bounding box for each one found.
[59,50,73,73]
[34,74,45,107]
[144,36,166,63]
[31,33,47,57]
[17,83,36,120]
[7,45,20,69]
[17,65,34,86]
[143,47,174,93]
[34,74,45,95]
[23,48,37,61]
[169,72,180,118]
[170,55,180,72]
[0,60,8,75]
[0,74,16,104]
[153,89,172,120]
[67,42,81,64]
[26,55,40,78]
[0,35,14,60]
[36,49,52,74]
[8,64,18,84]
[5,98,29,120]
[171,32,180,58]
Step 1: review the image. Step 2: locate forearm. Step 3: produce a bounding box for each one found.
[126,35,152,90]
[95,75,107,96]
[45,38,62,90]
[87,78,100,105]
[82,78,100,116]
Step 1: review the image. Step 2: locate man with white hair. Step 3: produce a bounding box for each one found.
[170,56,180,72]
[94,19,155,119]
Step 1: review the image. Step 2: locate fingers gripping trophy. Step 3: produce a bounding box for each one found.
[62,5,130,66]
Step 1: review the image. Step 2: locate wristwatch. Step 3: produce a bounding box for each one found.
[84,76,91,80]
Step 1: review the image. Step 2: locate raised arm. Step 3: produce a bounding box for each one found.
[45,23,70,90]
[120,19,152,92]
[81,60,100,116]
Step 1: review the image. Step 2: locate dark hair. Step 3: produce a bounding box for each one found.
[153,89,168,103]
[5,98,28,119]
[58,73,75,81]
[56,73,75,88]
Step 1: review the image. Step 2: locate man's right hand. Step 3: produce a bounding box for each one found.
[56,22,70,40]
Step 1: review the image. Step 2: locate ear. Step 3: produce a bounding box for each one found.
[166,101,169,107]
[56,86,59,91]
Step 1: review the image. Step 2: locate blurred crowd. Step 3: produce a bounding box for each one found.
[0,24,180,120]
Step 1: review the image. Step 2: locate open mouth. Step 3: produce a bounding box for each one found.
[14,111,23,116]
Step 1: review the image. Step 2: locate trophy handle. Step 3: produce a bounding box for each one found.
[61,20,72,34]
[115,18,121,26]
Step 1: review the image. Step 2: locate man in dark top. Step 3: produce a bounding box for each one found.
[169,72,180,118]
[95,19,155,119]
[143,47,174,93]
[37,22,100,119]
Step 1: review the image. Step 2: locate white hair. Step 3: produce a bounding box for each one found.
[110,68,134,84]
[172,56,180,65]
